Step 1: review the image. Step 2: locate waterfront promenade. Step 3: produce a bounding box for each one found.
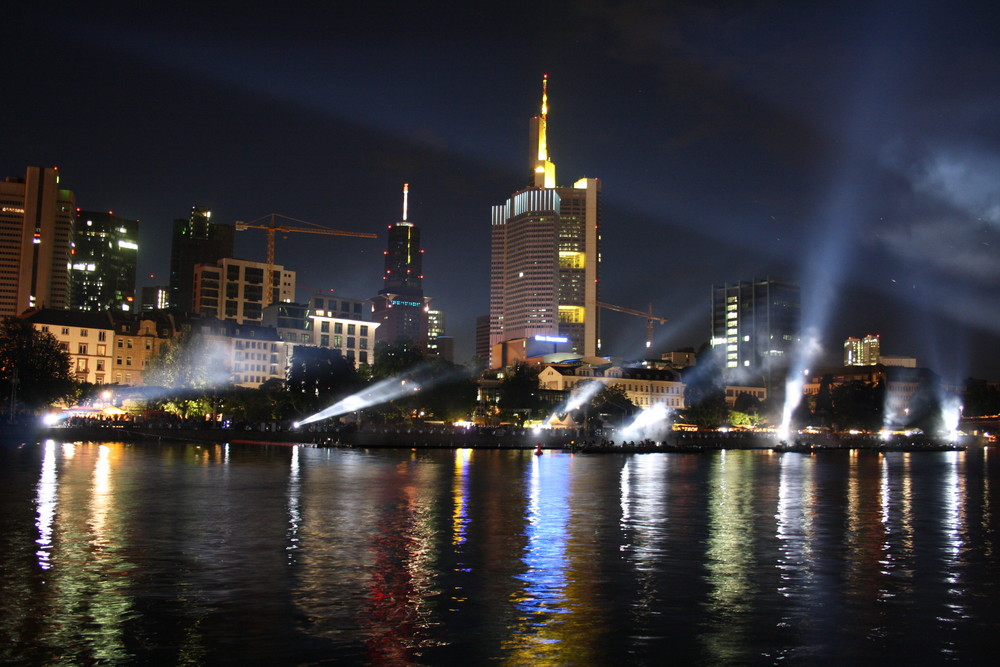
[8,420,976,452]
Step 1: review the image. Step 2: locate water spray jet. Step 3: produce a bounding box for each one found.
[619,403,670,442]
[539,380,605,430]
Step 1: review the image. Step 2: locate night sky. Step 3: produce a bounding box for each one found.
[7,1,1000,379]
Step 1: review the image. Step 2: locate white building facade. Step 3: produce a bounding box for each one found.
[538,365,686,410]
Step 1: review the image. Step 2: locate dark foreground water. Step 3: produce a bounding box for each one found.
[1,439,998,665]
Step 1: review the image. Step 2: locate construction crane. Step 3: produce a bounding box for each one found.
[597,301,668,350]
[235,213,377,307]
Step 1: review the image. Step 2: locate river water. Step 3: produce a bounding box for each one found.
[1,439,998,665]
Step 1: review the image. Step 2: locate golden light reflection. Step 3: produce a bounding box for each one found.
[703,451,757,663]
[90,445,112,543]
[33,442,138,663]
[847,451,860,538]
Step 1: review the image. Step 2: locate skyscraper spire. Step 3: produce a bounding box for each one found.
[373,183,429,348]
[530,74,556,188]
[538,75,548,162]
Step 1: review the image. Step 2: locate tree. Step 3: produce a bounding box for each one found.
[286,346,360,410]
[220,385,288,422]
[830,380,883,431]
[587,383,636,429]
[732,391,762,416]
[497,363,541,425]
[370,340,425,379]
[409,358,478,422]
[963,380,1000,417]
[682,343,728,428]
[0,317,75,413]
[813,374,834,427]
[144,330,230,388]
[729,410,761,427]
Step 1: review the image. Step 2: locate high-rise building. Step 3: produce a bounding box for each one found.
[307,293,367,321]
[489,76,600,367]
[0,166,75,317]
[371,184,430,348]
[262,299,379,368]
[70,210,139,312]
[168,205,233,314]
[425,308,454,362]
[141,286,169,311]
[427,308,445,340]
[475,314,491,364]
[193,257,295,325]
[844,334,880,366]
[711,277,800,387]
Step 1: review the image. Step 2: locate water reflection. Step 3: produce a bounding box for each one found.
[619,455,670,624]
[359,456,443,664]
[703,450,758,662]
[776,451,815,603]
[501,453,616,665]
[940,451,968,658]
[33,443,138,663]
[452,448,472,548]
[287,445,301,565]
[35,439,58,570]
[2,442,998,665]
[984,447,994,558]
[503,454,570,660]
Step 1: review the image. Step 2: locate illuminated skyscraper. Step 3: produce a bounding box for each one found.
[168,205,233,314]
[0,166,75,317]
[371,184,430,348]
[711,277,800,388]
[844,334,880,366]
[70,210,139,312]
[489,76,600,367]
[141,286,169,311]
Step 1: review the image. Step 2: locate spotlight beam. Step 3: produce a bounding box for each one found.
[295,363,466,427]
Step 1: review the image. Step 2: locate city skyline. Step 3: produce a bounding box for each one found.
[6,1,1000,379]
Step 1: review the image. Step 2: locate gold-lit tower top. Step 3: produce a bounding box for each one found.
[538,75,549,161]
[531,74,556,188]
[401,182,410,224]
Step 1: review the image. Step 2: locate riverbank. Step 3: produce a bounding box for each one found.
[8,423,981,453]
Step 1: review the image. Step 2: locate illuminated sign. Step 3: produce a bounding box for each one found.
[391,300,423,307]
[534,335,568,343]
